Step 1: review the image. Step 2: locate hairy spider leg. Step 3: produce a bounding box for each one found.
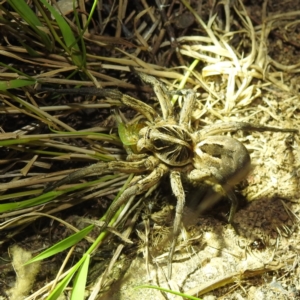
[195,121,298,141]
[179,91,196,128]
[44,157,159,192]
[166,91,196,277]
[136,72,174,120]
[97,162,169,238]
[138,77,198,278]
[168,170,185,278]
[40,87,158,123]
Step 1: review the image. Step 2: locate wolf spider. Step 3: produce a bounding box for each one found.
[44,73,297,278]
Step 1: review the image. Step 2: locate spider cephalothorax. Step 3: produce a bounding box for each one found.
[137,124,193,166]
[44,73,297,278]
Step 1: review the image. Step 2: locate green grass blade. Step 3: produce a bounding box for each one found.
[26,225,94,264]
[0,189,46,201]
[0,175,118,213]
[72,1,87,68]
[0,138,42,146]
[38,0,83,67]
[0,191,64,213]
[0,62,36,79]
[83,0,98,35]
[46,273,74,300]
[7,0,52,49]
[136,285,202,300]
[46,254,88,300]
[49,127,120,142]
[43,175,134,297]
[0,79,36,90]
[71,254,90,300]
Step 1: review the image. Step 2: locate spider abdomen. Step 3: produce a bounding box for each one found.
[193,135,251,187]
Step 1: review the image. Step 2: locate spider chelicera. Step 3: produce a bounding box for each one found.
[44,72,297,278]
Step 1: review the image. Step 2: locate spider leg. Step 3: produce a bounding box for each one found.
[44,156,160,192]
[225,189,238,223]
[41,87,158,123]
[179,90,196,128]
[194,121,298,140]
[188,168,238,222]
[101,163,169,231]
[137,72,174,120]
[168,170,185,278]
[100,89,158,123]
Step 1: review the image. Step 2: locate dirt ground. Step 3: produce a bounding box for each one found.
[1,0,300,299]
